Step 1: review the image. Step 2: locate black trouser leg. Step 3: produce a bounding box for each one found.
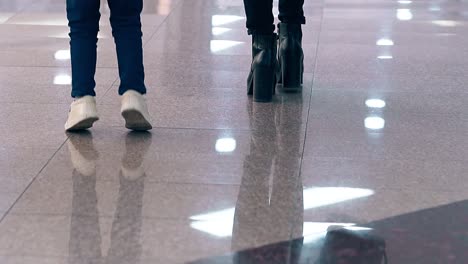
[243,0,275,35]
[278,0,306,24]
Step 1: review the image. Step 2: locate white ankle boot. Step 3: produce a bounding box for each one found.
[65,96,99,132]
[121,90,152,131]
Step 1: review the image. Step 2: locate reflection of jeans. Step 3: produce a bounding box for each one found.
[69,170,144,264]
[243,0,306,35]
[66,0,146,98]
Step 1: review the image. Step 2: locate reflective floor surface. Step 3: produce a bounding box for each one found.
[0,0,468,263]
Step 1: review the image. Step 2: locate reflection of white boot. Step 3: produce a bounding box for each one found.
[68,133,99,177]
[65,96,99,132]
[121,166,145,181]
[121,90,152,131]
[121,132,152,180]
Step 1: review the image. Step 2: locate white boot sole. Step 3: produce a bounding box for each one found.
[66,117,99,132]
[122,109,152,131]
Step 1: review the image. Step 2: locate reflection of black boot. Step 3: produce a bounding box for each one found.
[277,23,304,92]
[247,34,278,103]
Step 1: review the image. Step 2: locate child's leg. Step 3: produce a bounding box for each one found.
[107,0,146,95]
[66,0,101,98]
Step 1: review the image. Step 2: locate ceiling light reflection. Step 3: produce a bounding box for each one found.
[210,40,243,53]
[303,187,374,210]
[365,116,385,130]
[366,99,386,108]
[212,27,232,36]
[376,38,394,46]
[432,20,459,27]
[397,9,413,20]
[189,187,375,237]
[211,15,244,26]
[54,74,71,85]
[398,0,412,4]
[190,208,235,237]
[378,55,393,60]
[54,50,70,60]
[215,137,237,153]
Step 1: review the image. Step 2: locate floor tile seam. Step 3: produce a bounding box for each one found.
[1,10,25,24]
[307,109,468,119]
[0,101,71,105]
[0,65,117,69]
[2,212,233,222]
[0,139,69,224]
[299,0,325,173]
[293,0,325,241]
[26,177,302,186]
[311,87,468,95]
[140,0,185,48]
[0,253,177,262]
[301,154,468,165]
[101,124,308,132]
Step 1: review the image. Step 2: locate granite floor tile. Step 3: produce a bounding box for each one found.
[304,120,468,161]
[0,103,69,148]
[301,156,468,191]
[142,52,316,73]
[309,89,468,117]
[312,71,468,93]
[315,43,468,77]
[300,187,468,224]
[97,87,310,130]
[0,67,117,103]
[0,213,290,263]
[3,0,468,262]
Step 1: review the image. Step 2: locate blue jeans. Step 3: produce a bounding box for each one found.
[67,0,146,98]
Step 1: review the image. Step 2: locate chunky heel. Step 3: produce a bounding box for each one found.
[281,52,303,92]
[253,66,275,102]
[277,22,304,93]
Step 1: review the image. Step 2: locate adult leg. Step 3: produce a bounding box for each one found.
[107,0,146,95]
[66,0,101,98]
[278,0,306,25]
[277,0,305,91]
[243,0,275,35]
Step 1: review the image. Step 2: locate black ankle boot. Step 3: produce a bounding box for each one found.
[277,23,304,92]
[247,34,278,103]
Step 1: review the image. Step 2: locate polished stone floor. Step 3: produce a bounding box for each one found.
[0,0,468,263]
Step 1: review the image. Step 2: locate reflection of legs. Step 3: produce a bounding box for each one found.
[106,132,151,264]
[68,132,102,263]
[106,172,145,264]
[69,171,102,264]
